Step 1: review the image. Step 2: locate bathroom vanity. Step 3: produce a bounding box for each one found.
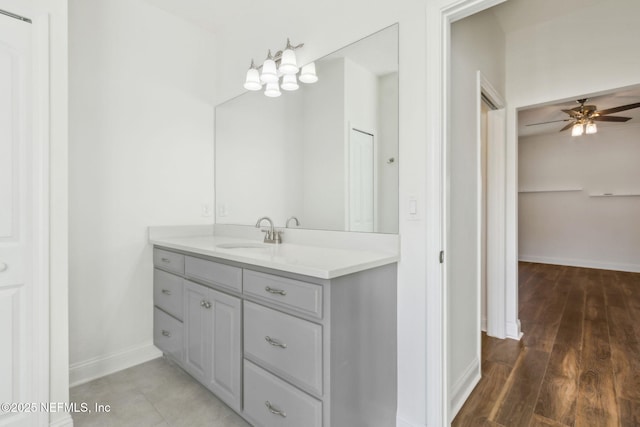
[150,234,398,427]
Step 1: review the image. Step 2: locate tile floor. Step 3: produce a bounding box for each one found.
[70,357,251,427]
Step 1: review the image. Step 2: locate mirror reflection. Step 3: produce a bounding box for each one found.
[215,24,398,233]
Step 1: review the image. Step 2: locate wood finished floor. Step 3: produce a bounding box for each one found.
[453,262,640,427]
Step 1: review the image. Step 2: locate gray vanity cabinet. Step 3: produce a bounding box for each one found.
[153,246,397,427]
[183,279,242,413]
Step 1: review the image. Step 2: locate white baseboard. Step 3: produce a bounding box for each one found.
[50,413,74,427]
[69,341,162,387]
[396,416,425,427]
[519,255,640,273]
[506,319,522,340]
[449,357,481,421]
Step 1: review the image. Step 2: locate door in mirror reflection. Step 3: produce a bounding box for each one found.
[349,128,375,232]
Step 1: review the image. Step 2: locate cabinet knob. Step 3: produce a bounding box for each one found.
[161,330,171,337]
[265,401,287,418]
[161,289,171,295]
[201,300,212,309]
[264,336,287,349]
[161,258,170,263]
[265,286,286,296]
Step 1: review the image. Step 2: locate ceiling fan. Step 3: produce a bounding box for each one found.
[526,98,640,135]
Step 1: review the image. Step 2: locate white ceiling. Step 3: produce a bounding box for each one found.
[490,0,602,33]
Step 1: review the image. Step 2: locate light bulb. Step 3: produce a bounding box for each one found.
[571,123,584,137]
[264,82,281,98]
[279,48,299,75]
[299,62,318,84]
[243,67,262,91]
[260,51,278,84]
[585,121,597,134]
[281,74,299,91]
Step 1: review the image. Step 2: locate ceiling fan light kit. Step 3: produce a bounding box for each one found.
[527,98,640,136]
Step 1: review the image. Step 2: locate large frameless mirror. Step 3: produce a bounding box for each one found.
[215,24,398,233]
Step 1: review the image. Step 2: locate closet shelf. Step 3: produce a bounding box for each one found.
[518,188,582,194]
[588,193,640,198]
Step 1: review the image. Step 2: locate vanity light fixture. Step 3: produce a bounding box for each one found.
[243,38,318,97]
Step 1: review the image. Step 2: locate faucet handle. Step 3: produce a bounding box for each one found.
[260,228,273,243]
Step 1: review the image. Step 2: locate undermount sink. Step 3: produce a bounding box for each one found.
[216,243,270,250]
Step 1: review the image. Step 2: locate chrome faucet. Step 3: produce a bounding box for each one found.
[255,217,282,244]
[286,216,300,228]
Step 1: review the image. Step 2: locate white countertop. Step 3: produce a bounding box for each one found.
[150,234,399,279]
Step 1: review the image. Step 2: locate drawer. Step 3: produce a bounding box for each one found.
[244,301,322,395]
[244,270,322,318]
[153,269,183,320]
[243,359,322,427]
[153,248,184,275]
[185,256,242,293]
[154,307,183,363]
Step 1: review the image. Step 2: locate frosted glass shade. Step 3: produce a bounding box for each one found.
[279,49,299,75]
[260,58,278,84]
[281,74,299,91]
[571,123,584,136]
[299,62,318,84]
[243,68,262,91]
[585,122,597,134]
[264,82,281,97]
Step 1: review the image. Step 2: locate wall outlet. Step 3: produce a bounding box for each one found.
[217,203,228,217]
[201,203,212,217]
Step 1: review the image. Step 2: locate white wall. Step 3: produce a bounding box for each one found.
[68,0,216,383]
[504,0,640,342]
[449,8,505,416]
[519,125,640,272]
[211,3,430,425]
[216,90,305,227]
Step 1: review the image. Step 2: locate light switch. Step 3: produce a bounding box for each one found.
[407,195,420,220]
[409,199,418,215]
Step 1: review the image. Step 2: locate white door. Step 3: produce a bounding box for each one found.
[0,12,37,427]
[348,128,375,232]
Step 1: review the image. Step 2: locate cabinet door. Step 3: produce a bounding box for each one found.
[183,281,210,384]
[207,289,242,412]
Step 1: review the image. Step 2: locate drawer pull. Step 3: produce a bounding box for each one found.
[265,286,287,296]
[265,401,287,418]
[265,336,287,349]
[161,289,171,295]
[200,300,212,309]
[161,257,171,263]
[161,330,171,337]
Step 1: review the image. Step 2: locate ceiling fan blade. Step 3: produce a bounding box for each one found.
[525,119,571,126]
[563,109,582,118]
[559,122,575,132]
[592,116,631,122]
[596,102,640,115]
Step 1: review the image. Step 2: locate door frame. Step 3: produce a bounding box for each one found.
[424,0,509,425]
[476,72,506,338]
[32,14,51,425]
